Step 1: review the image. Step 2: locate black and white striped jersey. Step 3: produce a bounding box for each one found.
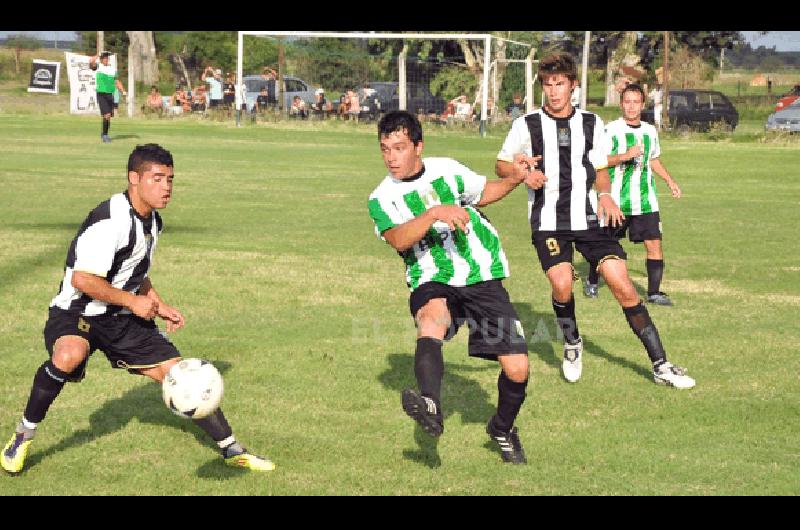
[50,191,162,316]
[497,107,609,232]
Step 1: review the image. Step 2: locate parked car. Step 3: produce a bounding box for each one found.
[765,97,800,133]
[642,89,739,131]
[368,81,447,116]
[242,75,320,113]
[774,84,800,112]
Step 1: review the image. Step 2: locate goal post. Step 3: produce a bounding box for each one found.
[236,31,534,135]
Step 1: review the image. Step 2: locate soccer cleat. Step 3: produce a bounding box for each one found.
[401,388,444,437]
[101,135,112,143]
[562,338,583,383]
[486,419,527,464]
[223,448,276,472]
[2,433,32,475]
[583,279,598,298]
[653,361,696,389]
[647,292,673,306]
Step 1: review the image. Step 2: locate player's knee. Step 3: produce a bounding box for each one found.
[502,356,529,383]
[52,343,89,373]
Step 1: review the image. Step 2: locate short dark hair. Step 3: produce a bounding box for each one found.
[538,53,577,83]
[621,83,646,102]
[377,111,423,145]
[100,51,112,59]
[128,144,173,175]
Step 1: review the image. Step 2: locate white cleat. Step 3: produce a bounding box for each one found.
[653,362,696,389]
[562,338,583,383]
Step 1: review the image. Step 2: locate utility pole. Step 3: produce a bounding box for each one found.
[277,37,285,113]
[97,31,104,53]
[663,31,670,129]
[581,31,590,109]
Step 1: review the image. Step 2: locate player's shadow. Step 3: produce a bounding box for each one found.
[109,134,140,141]
[513,302,651,382]
[379,353,497,468]
[574,258,649,299]
[24,360,245,479]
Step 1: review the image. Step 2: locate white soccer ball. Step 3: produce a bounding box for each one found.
[162,358,224,419]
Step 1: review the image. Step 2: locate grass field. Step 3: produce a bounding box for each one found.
[0,112,799,496]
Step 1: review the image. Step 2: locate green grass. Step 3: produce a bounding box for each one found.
[0,112,799,495]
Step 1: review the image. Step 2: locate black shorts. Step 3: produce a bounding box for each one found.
[224,94,235,105]
[209,99,221,108]
[607,211,662,243]
[43,307,181,381]
[533,227,627,272]
[409,280,528,360]
[97,92,114,116]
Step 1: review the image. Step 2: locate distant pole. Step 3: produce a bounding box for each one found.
[663,31,670,128]
[54,31,58,50]
[127,40,135,117]
[278,37,285,113]
[97,31,104,53]
[581,31,590,109]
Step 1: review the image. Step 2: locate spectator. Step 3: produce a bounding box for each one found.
[223,72,236,110]
[311,88,328,117]
[191,85,207,113]
[254,86,270,117]
[337,93,350,119]
[170,85,190,115]
[347,89,360,121]
[202,66,224,110]
[451,95,473,122]
[143,85,164,116]
[438,102,456,125]
[648,83,663,130]
[506,92,525,120]
[571,82,581,109]
[289,95,307,119]
[261,67,278,108]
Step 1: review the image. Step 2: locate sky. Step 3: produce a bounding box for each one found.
[2,31,800,52]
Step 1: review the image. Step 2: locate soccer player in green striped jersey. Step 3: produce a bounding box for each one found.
[584,84,682,306]
[90,52,126,143]
[368,111,534,464]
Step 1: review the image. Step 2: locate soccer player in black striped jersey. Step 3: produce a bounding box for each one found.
[495,53,695,389]
[2,144,274,475]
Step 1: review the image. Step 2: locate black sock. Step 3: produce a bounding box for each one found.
[646,258,665,296]
[102,118,110,136]
[192,408,233,444]
[552,296,581,345]
[623,302,667,366]
[23,360,69,424]
[492,371,528,433]
[414,337,444,403]
[587,260,599,285]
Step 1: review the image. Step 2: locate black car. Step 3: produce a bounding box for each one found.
[367,81,447,116]
[642,89,739,131]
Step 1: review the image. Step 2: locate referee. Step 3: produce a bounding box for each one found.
[495,53,695,389]
[89,51,126,143]
[2,144,275,474]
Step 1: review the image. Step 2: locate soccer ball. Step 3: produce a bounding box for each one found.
[162,358,224,419]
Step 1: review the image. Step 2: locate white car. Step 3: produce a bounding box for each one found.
[766,98,800,133]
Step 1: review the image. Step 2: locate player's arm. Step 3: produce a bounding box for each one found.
[607,143,643,167]
[650,158,681,198]
[71,271,158,320]
[139,277,185,332]
[594,168,625,227]
[382,205,470,253]
[89,55,98,70]
[115,79,127,98]
[478,155,536,206]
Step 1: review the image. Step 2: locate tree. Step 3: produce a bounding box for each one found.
[127,31,159,86]
[4,34,42,75]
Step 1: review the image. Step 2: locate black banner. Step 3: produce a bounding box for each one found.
[28,60,60,94]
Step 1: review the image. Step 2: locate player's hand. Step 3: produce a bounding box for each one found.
[511,154,541,184]
[667,179,681,198]
[430,204,471,232]
[625,144,643,160]
[129,295,159,320]
[524,168,547,190]
[598,194,625,228]
[157,303,185,332]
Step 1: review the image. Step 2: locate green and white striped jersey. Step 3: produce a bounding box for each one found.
[95,62,117,94]
[368,157,509,291]
[606,118,662,215]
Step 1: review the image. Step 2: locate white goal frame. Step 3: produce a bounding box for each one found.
[236,31,532,135]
